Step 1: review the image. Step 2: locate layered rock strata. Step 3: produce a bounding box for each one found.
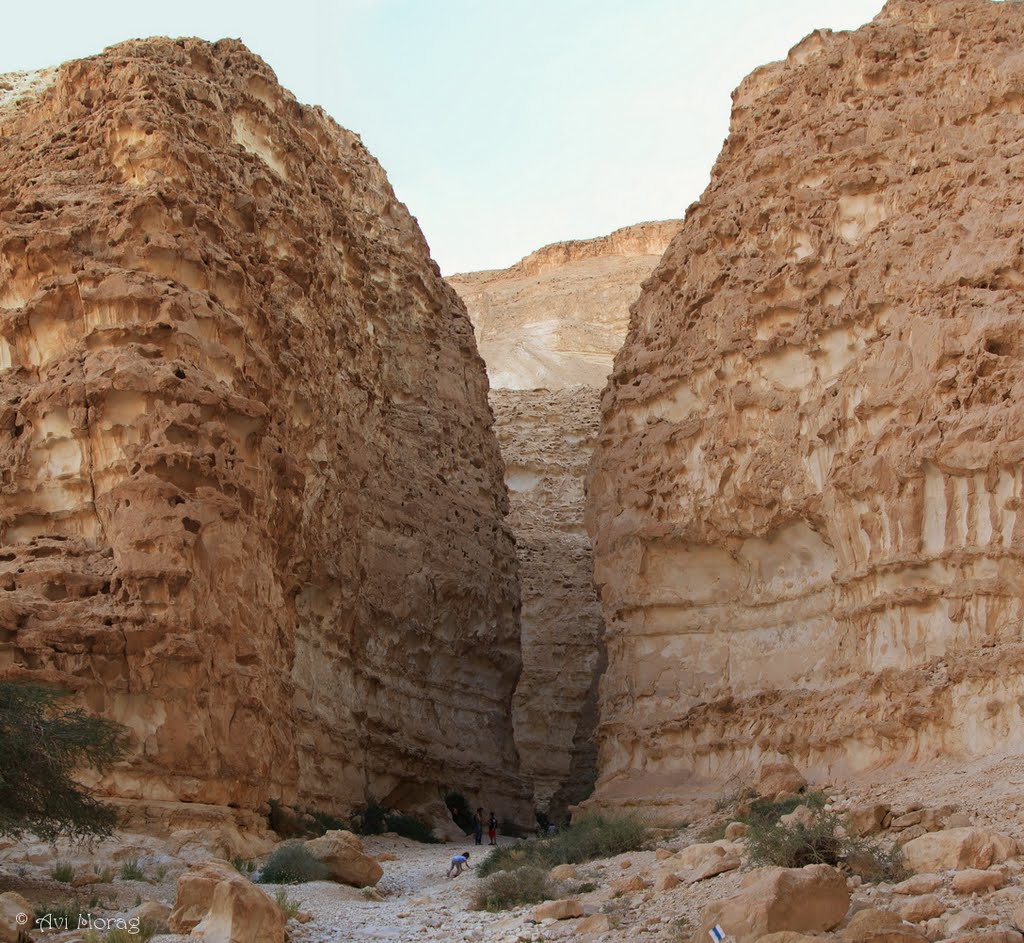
[0,38,526,818]
[452,222,678,814]
[588,0,1024,814]
[449,220,680,390]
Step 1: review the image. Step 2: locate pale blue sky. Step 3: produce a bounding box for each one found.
[4,1,884,273]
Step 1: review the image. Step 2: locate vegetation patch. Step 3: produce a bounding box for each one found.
[274,887,302,919]
[259,841,330,884]
[478,815,647,877]
[119,858,145,881]
[471,866,556,912]
[350,798,438,844]
[744,802,906,882]
[51,861,75,883]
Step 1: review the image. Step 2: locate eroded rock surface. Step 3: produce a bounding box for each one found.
[588,0,1024,813]
[0,38,525,819]
[449,220,680,390]
[452,223,677,814]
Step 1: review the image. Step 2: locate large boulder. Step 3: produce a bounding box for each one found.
[901,828,1017,872]
[304,830,383,887]
[168,860,284,943]
[0,892,32,943]
[839,908,928,943]
[755,761,807,798]
[697,865,849,943]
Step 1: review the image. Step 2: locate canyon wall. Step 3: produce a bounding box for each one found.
[587,0,1024,817]
[450,220,680,390]
[0,38,527,822]
[451,222,678,815]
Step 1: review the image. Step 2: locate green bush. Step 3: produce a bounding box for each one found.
[259,842,330,884]
[472,866,556,912]
[385,812,438,844]
[51,861,75,883]
[119,858,145,881]
[349,798,437,843]
[745,804,906,882]
[478,815,647,877]
[0,682,128,842]
[232,856,255,874]
[274,887,302,919]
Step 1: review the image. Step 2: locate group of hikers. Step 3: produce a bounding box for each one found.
[445,806,498,878]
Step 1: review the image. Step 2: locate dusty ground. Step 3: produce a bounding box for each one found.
[7,752,1024,941]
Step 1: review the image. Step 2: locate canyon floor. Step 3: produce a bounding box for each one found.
[6,752,1024,941]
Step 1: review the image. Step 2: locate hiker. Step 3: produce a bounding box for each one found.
[446,851,471,879]
[473,807,484,845]
[488,811,498,846]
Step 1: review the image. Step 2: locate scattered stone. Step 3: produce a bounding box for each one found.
[532,899,583,921]
[952,869,1004,894]
[726,822,749,839]
[780,805,815,828]
[655,848,675,860]
[687,853,741,883]
[891,812,925,829]
[839,908,928,943]
[612,874,647,894]
[72,871,102,887]
[654,871,681,891]
[898,895,945,922]
[699,865,849,943]
[901,828,1017,872]
[620,859,633,869]
[897,825,929,846]
[945,913,998,934]
[894,875,944,896]
[577,914,612,933]
[549,864,577,881]
[848,805,891,837]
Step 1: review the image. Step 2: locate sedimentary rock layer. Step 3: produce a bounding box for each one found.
[490,388,606,815]
[0,38,525,817]
[588,0,1024,814]
[450,220,680,390]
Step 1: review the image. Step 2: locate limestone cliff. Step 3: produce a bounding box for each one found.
[0,38,526,820]
[449,220,680,390]
[452,222,678,815]
[588,0,1024,815]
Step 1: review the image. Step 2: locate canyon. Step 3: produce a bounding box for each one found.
[588,0,1024,817]
[449,221,679,816]
[0,37,527,829]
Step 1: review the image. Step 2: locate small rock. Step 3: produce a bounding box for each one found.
[893,874,944,896]
[549,864,577,881]
[687,854,741,883]
[654,871,680,891]
[952,869,1004,894]
[655,848,675,860]
[780,805,815,829]
[72,872,102,887]
[848,804,890,837]
[898,894,945,922]
[897,825,929,845]
[620,859,632,869]
[725,822,748,840]
[532,899,583,921]
[578,914,611,933]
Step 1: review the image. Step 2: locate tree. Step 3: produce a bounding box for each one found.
[0,681,128,842]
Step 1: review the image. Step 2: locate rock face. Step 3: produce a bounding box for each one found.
[452,222,678,815]
[449,220,680,390]
[0,38,525,818]
[588,0,1024,812]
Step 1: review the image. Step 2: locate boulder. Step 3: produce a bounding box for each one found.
[698,865,849,943]
[169,860,284,943]
[304,830,383,887]
[756,762,807,798]
[0,892,33,943]
[655,871,681,891]
[532,899,583,921]
[780,805,815,828]
[687,853,741,883]
[944,934,1024,943]
[726,822,749,840]
[893,874,943,896]
[129,900,171,927]
[952,869,1005,894]
[898,895,945,922]
[839,909,928,943]
[848,804,890,837]
[677,841,741,870]
[901,828,1017,872]
[578,914,612,933]
[549,864,577,881]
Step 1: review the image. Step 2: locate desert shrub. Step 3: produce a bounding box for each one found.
[0,681,128,842]
[745,804,906,882]
[743,789,825,827]
[232,856,255,874]
[349,798,436,843]
[478,815,647,877]
[119,858,145,881]
[51,861,75,883]
[99,866,114,883]
[259,841,330,884]
[274,887,302,919]
[445,791,474,834]
[83,927,157,943]
[472,866,556,912]
[306,808,348,836]
[35,903,86,927]
[385,812,438,844]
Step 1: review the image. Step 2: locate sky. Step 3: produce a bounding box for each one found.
[2,0,885,274]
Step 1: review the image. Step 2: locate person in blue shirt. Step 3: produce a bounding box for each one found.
[446,851,472,879]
